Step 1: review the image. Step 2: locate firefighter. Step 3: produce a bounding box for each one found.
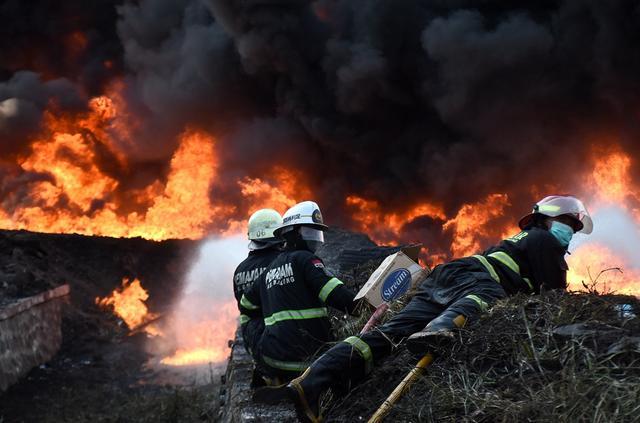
[239,201,358,384]
[254,195,593,422]
[234,208,284,362]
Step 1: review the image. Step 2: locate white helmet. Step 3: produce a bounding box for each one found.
[274,201,328,236]
[248,208,283,242]
[274,201,328,253]
[518,195,593,234]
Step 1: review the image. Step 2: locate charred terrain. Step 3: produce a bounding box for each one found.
[0,227,401,422]
[0,228,639,422]
[0,229,222,423]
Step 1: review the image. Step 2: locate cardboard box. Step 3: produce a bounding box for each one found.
[354,245,428,307]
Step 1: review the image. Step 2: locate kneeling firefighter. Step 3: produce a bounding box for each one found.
[255,195,593,422]
[233,209,284,362]
[239,201,358,383]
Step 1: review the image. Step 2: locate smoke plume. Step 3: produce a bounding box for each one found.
[2,0,640,253]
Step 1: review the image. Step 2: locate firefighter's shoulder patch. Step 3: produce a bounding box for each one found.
[311,258,325,269]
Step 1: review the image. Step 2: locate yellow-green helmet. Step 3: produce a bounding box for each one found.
[247,208,283,241]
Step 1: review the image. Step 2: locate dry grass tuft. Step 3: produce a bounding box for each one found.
[326,290,640,422]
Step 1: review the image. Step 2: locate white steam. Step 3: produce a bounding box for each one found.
[148,235,248,375]
[183,235,248,299]
[571,203,640,265]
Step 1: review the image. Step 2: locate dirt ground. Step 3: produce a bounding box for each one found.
[0,230,222,423]
[3,229,637,422]
[0,228,385,423]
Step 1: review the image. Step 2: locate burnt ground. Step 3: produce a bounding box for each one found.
[0,227,390,423]
[5,228,634,422]
[0,229,222,423]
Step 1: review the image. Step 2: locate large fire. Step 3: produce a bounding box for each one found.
[3,85,640,369]
[347,195,446,243]
[0,87,222,240]
[1,89,307,367]
[565,147,640,294]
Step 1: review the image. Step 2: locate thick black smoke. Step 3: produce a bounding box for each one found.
[2,0,640,249]
[204,0,640,239]
[0,0,123,92]
[0,72,86,156]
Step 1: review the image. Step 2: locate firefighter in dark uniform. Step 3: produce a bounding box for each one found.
[255,195,594,423]
[240,201,358,384]
[234,208,283,361]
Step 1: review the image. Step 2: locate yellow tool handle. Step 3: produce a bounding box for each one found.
[367,353,434,423]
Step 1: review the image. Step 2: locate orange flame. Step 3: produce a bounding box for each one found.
[564,146,640,296]
[0,85,314,240]
[160,347,228,366]
[0,85,220,240]
[0,87,315,368]
[589,147,640,220]
[567,244,640,295]
[443,193,511,257]
[159,300,238,366]
[591,149,634,203]
[346,195,446,244]
[96,278,157,330]
[224,167,311,235]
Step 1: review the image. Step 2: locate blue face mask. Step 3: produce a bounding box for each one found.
[549,221,574,248]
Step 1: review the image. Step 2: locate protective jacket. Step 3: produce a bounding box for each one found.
[233,248,281,306]
[233,247,281,357]
[471,227,567,294]
[240,249,356,375]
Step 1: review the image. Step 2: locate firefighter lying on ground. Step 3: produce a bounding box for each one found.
[239,201,359,385]
[254,195,594,423]
[233,209,284,366]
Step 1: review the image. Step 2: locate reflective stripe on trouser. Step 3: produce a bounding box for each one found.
[262,355,309,372]
[344,336,373,374]
[294,274,507,398]
[465,294,489,312]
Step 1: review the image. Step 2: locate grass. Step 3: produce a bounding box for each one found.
[324,286,640,422]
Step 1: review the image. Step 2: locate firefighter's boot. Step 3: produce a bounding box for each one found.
[250,367,267,388]
[253,368,322,423]
[405,312,467,355]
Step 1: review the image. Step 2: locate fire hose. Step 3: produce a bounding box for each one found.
[365,315,467,422]
[356,266,441,423]
[359,303,435,423]
[359,302,390,334]
[367,353,434,423]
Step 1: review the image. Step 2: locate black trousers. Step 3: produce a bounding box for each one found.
[300,258,507,395]
[241,318,264,361]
